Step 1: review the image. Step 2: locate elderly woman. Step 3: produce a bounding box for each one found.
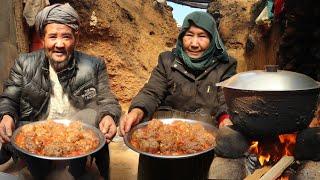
[120,11,237,180]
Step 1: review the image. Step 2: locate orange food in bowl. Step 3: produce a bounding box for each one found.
[130,119,215,156]
[15,120,99,157]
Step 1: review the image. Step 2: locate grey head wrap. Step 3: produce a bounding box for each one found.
[35,3,80,35]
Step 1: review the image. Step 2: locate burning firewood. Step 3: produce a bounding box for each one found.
[260,156,294,180]
[245,156,294,180]
[244,166,271,180]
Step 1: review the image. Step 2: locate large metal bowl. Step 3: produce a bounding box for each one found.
[124,118,217,159]
[11,119,106,160]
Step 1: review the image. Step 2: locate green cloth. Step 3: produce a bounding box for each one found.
[176,11,229,71]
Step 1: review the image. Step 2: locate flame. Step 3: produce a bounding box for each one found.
[249,133,297,166]
[278,176,289,180]
[278,134,296,156]
[258,153,271,166]
[249,141,271,166]
[249,141,259,154]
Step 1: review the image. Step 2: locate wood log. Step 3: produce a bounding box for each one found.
[244,166,271,180]
[259,156,294,180]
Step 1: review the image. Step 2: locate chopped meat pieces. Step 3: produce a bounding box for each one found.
[130,119,215,155]
[14,120,99,157]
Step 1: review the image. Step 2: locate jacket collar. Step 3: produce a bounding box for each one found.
[171,56,219,81]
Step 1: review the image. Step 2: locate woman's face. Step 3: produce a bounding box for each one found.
[182,25,210,59]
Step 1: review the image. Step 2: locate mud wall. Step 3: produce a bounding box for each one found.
[208,0,279,72]
[0,0,19,93]
[54,0,179,109]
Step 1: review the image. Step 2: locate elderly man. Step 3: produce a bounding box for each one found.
[0,3,121,180]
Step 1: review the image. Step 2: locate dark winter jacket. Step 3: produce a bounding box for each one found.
[129,49,237,126]
[0,49,121,124]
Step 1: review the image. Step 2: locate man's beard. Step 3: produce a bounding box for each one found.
[46,51,72,72]
[49,58,70,72]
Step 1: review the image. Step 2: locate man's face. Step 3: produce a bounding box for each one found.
[42,23,77,64]
[182,25,210,59]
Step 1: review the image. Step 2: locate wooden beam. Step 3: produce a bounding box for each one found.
[167,0,208,9]
[181,2,208,9]
[259,156,294,180]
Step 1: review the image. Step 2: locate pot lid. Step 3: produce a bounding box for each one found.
[217,67,320,91]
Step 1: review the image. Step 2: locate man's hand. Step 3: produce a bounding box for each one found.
[99,115,117,143]
[119,108,144,136]
[0,115,15,143]
[218,118,233,128]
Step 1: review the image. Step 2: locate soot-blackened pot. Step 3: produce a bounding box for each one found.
[216,66,320,138]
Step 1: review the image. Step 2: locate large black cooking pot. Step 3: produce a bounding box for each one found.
[216,66,320,138]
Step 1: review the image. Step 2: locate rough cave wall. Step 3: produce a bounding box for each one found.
[0,0,26,93]
[53,0,179,108]
[208,0,320,122]
[208,0,280,72]
[11,0,319,113]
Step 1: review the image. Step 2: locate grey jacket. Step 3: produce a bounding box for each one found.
[0,49,121,124]
[130,49,237,126]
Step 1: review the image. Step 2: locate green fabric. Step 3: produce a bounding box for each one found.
[267,0,274,19]
[176,11,228,71]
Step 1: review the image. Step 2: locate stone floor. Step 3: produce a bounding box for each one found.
[0,135,139,180]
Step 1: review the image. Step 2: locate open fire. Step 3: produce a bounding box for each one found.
[249,133,297,166]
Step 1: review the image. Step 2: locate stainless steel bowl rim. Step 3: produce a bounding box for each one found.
[124,118,217,159]
[216,70,320,91]
[11,119,106,160]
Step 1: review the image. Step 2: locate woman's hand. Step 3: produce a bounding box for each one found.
[99,115,117,143]
[119,108,144,136]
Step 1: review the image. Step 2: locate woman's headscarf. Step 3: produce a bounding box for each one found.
[176,11,229,71]
[35,3,80,35]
